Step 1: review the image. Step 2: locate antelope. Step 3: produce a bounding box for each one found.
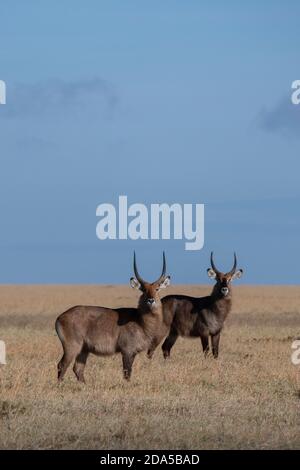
[152,252,243,360]
[55,252,170,382]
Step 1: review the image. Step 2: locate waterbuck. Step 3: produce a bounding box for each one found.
[156,252,243,360]
[55,253,170,382]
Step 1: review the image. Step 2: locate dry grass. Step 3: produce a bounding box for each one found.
[1,284,300,449]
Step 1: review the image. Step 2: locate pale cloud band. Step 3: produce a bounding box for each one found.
[0,78,118,119]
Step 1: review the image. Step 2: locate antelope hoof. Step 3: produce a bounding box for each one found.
[123,371,131,381]
[147,350,154,359]
[163,350,170,359]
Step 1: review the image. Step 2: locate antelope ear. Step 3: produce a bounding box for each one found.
[207,268,216,279]
[130,277,141,290]
[159,276,171,289]
[232,269,243,280]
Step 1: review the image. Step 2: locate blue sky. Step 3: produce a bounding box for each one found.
[0,1,299,284]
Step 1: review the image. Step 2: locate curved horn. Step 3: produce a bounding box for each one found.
[210,251,221,275]
[228,252,237,276]
[133,251,145,285]
[156,251,166,284]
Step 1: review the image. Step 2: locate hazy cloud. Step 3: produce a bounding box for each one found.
[259,96,300,137]
[0,78,118,120]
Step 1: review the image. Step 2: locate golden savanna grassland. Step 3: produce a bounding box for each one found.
[0,284,300,449]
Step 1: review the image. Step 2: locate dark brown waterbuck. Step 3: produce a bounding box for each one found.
[55,253,170,382]
[153,252,243,360]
